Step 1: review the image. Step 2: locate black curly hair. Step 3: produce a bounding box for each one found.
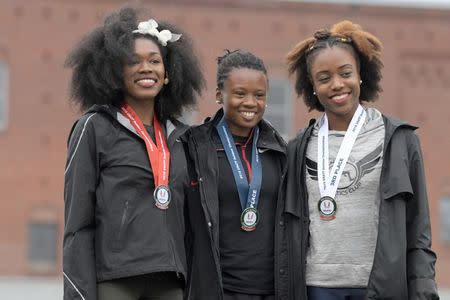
[65,6,205,120]
[286,20,383,112]
[216,50,267,90]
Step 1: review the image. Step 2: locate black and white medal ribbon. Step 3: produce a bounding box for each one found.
[317,104,366,220]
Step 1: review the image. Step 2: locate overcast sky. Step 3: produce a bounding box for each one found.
[283,0,450,9]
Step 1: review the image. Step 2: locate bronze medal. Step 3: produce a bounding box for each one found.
[318,196,337,221]
[240,207,259,231]
[154,185,171,210]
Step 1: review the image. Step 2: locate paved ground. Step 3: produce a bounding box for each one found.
[441,288,450,299]
[0,277,449,299]
[0,277,62,299]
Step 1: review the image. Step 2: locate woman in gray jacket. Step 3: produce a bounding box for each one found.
[284,20,438,299]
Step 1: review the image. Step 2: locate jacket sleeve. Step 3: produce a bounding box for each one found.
[406,131,439,300]
[63,113,99,300]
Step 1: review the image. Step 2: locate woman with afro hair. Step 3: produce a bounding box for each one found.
[284,21,438,299]
[63,6,204,300]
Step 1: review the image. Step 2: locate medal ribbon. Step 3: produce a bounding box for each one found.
[318,104,366,199]
[216,116,262,211]
[121,103,170,188]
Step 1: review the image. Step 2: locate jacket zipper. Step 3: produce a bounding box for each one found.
[166,125,184,276]
[192,137,224,299]
[163,195,180,275]
[274,166,286,300]
[287,221,296,299]
[199,180,224,299]
[366,120,399,296]
[298,132,311,299]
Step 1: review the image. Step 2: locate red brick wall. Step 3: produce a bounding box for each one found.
[0,0,449,287]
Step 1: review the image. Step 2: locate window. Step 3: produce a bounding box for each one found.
[440,195,450,243]
[265,79,292,139]
[0,61,8,131]
[28,222,57,271]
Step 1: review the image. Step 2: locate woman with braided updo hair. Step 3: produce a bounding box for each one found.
[181,50,290,300]
[63,6,204,300]
[284,21,438,299]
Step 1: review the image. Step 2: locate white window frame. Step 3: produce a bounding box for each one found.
[0,61,9,131]
[440,195,450,243]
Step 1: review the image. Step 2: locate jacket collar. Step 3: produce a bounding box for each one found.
[382,114,417,144]
[87,104,187,144]
[283,119,315,217]
[380,115,418,200]
[204,108,286,154]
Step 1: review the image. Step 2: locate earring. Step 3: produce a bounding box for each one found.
[265,104,268,108]
[360,80,362,85]
[313,91,316,95]
[164,77,169,85]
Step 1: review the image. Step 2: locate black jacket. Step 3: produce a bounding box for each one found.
[285,115,439,299]
[181,109,290,300]
[63,104,189,300]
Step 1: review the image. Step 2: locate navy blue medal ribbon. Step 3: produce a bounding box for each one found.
[216,116,262,231]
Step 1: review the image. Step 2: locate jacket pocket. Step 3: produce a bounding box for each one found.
[112,199,131,252]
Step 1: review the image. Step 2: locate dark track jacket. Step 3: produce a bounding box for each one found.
[284,115,439,299]
[63,104,189,300]
[181,109,290,300]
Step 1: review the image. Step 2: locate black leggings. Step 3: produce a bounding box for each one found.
[223,290,275,300]
[97,272,183,300]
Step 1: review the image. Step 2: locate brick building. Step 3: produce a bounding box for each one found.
[0,0,449,290]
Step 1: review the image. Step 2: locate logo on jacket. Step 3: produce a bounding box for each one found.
[306,143,383,195]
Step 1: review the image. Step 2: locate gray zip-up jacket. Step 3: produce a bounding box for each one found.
[63,104,189,300]
[284,115,439,299]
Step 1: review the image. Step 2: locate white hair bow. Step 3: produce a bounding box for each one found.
[132,19,181,46]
